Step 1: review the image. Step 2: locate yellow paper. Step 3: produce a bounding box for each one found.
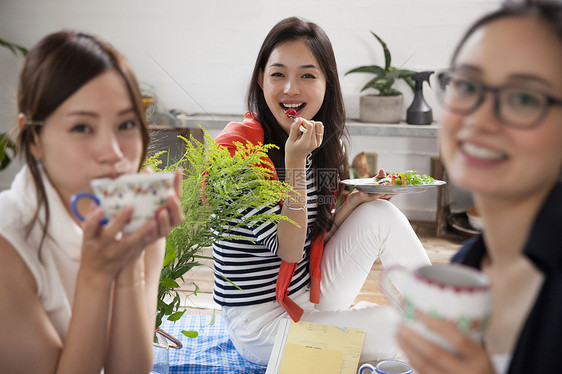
[279,343,342,374]
[276,321,365,374]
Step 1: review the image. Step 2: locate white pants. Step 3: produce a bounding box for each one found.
[222,200,431,365]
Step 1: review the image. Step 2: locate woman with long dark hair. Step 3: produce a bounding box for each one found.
[213,16,431,365]
[0,31,184,372]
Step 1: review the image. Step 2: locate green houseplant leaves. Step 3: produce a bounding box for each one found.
[0,38,26,172]
[0,133,16,171]
[0,37,28,57]
[345,31,417,96]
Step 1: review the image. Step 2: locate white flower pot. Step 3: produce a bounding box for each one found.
[359,94,403,123]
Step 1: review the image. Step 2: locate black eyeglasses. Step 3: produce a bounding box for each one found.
[436,70,562,129]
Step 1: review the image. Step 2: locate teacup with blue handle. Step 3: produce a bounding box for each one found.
[71,172,175,233]
[358,360,413,374]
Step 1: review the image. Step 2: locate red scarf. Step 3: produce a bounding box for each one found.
[215,113,324,322]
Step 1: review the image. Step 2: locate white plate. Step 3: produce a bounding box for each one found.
[340,178,446,194]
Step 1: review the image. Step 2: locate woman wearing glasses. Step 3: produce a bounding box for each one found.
[396,1,562,373]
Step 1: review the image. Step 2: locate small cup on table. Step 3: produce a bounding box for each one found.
[358,359,413,374]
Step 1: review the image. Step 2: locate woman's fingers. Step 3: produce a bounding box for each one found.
[288,118,304,140]
[417,314,490,365]
[101,206,134,241]
[397,323,455,374]
[113,215,158,251]
[82,207,106,239]
[173,168,183,198]
[397,316,494,374]
[288,117,324,147]
[418,314,468,351]
[166,194,184,228]
[314,121,324,145]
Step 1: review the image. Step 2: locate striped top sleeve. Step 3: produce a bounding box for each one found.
[212,155,318,307]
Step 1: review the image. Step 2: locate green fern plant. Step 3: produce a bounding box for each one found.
[145,127,298,336]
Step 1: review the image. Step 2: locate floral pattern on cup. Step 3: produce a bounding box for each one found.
[382,263,491,351]
[71,172,175,233]
[402,299,490,342]
[98,179,173,199]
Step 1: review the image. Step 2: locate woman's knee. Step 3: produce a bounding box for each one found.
[348,199,407,226]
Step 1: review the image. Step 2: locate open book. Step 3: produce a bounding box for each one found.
[266,319,365,374]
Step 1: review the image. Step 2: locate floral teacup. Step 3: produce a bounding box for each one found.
[382,263,491,352]
[71,172,175,233]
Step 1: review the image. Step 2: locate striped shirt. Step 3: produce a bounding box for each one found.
[213,155,318,306]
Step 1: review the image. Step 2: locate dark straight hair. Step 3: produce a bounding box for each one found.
[247,17,348,239]
[451,0,562,65]
[17,30,150,249]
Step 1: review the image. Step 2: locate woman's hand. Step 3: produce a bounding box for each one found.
[345,189,392,208]
[285,117,324,166]
[325,167,393,242]
[153,168,185,238]
[80,206,158,281]
[346,168,393,208]
[396,314,495,374]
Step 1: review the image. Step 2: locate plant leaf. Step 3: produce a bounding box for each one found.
[0,133,17,171]
[160,278,180,289]
[191,282,200,296]
[361,76,384,92]
[167,310,186,321]
[181,330,199,338]
[162,242,176,267]
[209,309,216,326]
[370,31,391,71]
[0,38,28,57]
[345,65,385,76]
[393,69,418,78]
[403,76,416,92]
[362,76,397,96]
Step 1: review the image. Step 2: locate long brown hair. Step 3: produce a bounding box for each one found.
[247,17,348,239]
[16,30,150,248]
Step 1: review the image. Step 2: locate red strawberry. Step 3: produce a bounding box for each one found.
[285,108,297,118]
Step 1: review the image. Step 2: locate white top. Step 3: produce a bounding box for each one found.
[0,166,82,341]
[492,353,512,374]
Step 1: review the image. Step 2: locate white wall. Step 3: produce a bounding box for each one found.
[0,0,501,188]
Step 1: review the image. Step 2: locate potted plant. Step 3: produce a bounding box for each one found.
[0,38,26,173]
[345,31,417,123]
[144,127,298,372]
[0,133,16,171]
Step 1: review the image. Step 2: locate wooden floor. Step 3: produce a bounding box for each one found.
[176,221,467,315]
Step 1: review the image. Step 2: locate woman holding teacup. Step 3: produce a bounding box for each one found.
[396,1,562,373]
[0,31,184,372]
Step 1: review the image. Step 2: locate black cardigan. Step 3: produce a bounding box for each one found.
[452,182,562,374]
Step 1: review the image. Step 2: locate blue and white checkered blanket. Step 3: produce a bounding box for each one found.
[159,314,267,374]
